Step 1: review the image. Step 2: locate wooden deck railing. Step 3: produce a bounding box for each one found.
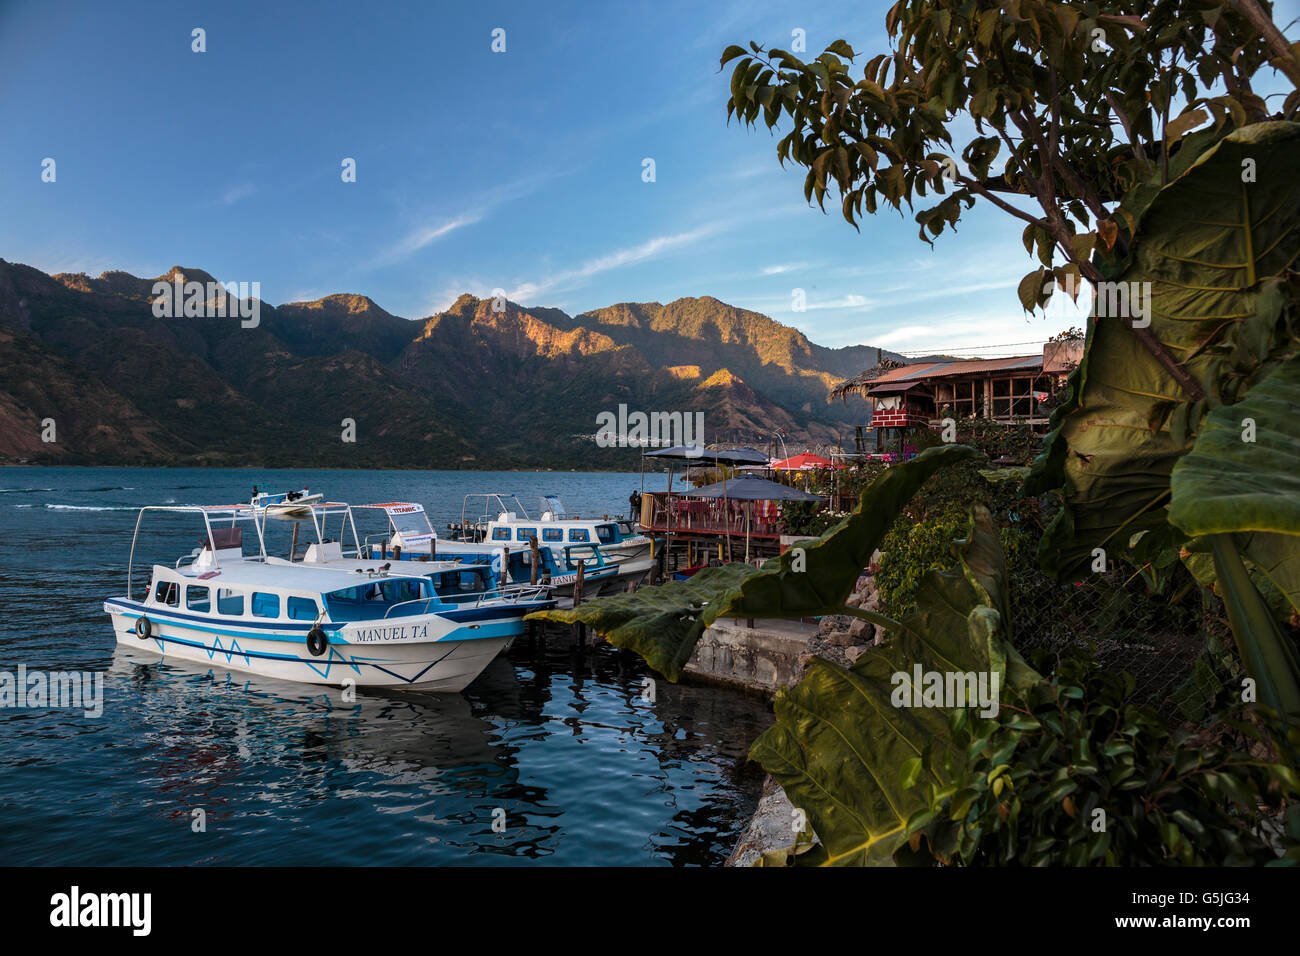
[640,492,785,539]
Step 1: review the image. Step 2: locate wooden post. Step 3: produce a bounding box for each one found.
[381,538,388,561]
[290,522,300,561]
[430,537,437,560]
[528,535,539,584]
[393,545,402,561]
[573,561,586,645]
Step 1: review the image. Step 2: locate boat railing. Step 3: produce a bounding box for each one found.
[562,543,609,569]
[362,532,391,552]
[381,584,553,618]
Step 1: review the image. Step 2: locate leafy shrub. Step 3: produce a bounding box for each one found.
[897,651,1300,866]
[932,420,1044,465]
[781,501,847,537]
[837,459,890,500]
[876,457,1037,620]
[876,513,969,619]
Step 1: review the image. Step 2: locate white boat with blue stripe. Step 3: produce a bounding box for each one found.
[103,502,555,691]
[447,494,662,594]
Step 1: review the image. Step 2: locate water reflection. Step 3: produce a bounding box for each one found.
[58,631,772,866]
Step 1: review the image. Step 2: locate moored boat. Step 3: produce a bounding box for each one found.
[451,493,661,592]
[353,500,626,598]
[103,502,554,692]
[250,487,322,519]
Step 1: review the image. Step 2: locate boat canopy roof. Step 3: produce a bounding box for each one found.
[356,501,428,515]
[134,502,354,519]
[354,502,436,541]
[463,493,584,523]
[169,558,429,594]
[125,500,365,594]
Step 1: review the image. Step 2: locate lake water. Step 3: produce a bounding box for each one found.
[0,467,772,866]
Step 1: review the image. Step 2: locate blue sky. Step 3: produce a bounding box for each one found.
[2,0,1297,356]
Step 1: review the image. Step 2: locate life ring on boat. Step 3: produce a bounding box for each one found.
[306,627,329,657]
[135,616,152,640]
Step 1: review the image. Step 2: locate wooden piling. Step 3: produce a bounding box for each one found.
[528,535,539,585]
[573,561,586,645]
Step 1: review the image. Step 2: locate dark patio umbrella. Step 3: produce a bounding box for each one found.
[683,473,825,501]
[639,446,771,558]
[642,445,769,465]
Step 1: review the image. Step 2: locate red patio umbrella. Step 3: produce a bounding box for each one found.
[770,452,845,471]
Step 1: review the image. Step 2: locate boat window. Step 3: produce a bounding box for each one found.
[323,578,431,621]
[596,524,615,543]
[542,527,563,542]
[516,527,537,541]
[153,580,180,607]
[389,508,433,538]
[568,528,590,543]
[431,568,489,598]
[380,578,427,603]
[454,571,484,592]
[186,585,210,612]
[216,589,245,615]
[287,597,318,621]
[491,528,511,541]
[251,592,281,619]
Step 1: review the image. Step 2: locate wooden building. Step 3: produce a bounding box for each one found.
[835,341,1083,455]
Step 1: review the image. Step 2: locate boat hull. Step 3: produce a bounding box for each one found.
[105,601,518,692]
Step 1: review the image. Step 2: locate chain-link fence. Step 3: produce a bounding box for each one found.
[1008,563,1242,724]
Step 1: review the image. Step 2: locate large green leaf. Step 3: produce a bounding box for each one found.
[750,507,1039,866]
[1026,122,1300,581]
[1236,531,1300,621]
[1210,533,1300,720]
[1171,357,1300,617]
[528,444,978,680]
[524,562,761,682]
[1170,357,1300,538]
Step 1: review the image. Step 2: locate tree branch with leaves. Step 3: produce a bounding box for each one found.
[722,0,1296,402]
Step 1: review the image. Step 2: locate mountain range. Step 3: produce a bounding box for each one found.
[0,259,891,469]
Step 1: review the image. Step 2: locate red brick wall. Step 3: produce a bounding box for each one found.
[871,408,930,428]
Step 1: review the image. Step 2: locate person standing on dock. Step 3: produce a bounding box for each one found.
[628,489,641,519]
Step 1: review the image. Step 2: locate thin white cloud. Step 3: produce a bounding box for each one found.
[732,158,777,180]
[369,167,576,271]
[220,182,256,205]
[872,324,946,346]
[803,293,871,311]
[508,227,717,302]
[761,262,809,275]
[377,214,481,266]
[853,299,1083,354]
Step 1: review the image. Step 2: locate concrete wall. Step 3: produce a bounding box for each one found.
[684,617,816,694]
